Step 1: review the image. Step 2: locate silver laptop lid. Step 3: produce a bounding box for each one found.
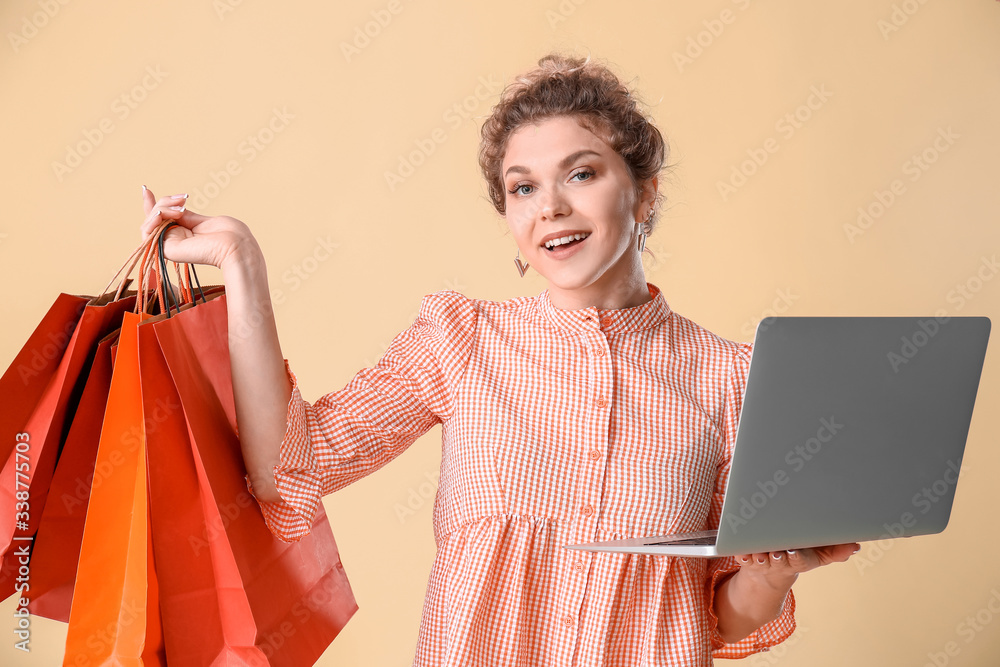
[715,316,990,556]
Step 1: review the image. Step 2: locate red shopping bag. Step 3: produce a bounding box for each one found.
[0,293,136,604]
[149,291,357,666]
[0,294,89,464]
[139,316,267,665]
[61,311,166,665]
[27,333,117,622]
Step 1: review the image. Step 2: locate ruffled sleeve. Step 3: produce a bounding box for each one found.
[705,342,796,658]
[245,290,479,542]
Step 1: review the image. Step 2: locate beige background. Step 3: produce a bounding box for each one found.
[1,0,999,664]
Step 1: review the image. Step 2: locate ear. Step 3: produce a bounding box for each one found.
[635,176,659,219]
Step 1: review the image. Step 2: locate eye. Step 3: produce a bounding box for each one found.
[508,183,533,197]
[572,168,595,182]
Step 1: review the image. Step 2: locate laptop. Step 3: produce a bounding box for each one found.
[564,316,991,558]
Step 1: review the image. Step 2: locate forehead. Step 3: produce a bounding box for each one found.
[503,116,611,168]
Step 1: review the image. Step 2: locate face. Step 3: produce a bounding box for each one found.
[501,115,657,310]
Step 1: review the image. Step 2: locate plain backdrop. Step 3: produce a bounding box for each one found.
[1,0,998,665]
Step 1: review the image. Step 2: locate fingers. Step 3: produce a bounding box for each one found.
[737,550,802,571]
[141,192,188,238]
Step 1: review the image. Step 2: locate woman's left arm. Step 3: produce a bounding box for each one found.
[713,542,860,643]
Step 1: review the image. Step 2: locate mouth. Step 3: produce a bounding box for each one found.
[542,231,591,253]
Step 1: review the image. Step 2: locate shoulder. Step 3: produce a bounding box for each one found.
[668,310,753,381]
[418,289,537,327]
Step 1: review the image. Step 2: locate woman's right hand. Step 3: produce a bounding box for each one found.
[140,185,261,271]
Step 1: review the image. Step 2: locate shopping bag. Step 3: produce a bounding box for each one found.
[0,294,89,464]
[27,333,117,622]
[139,316,267,665]
[150,291,358,666]
[0,294,137,606]
[62,311,166,665]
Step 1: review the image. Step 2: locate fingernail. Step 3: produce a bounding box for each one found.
[142,184,147,194]
[786,550,796,555]
[171,193,188,199]
[771,552,783,560]
[740,557,749,563]
[167,205,185,212]
[756,557,766,564]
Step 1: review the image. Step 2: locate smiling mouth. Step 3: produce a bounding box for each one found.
[543,232,591,251]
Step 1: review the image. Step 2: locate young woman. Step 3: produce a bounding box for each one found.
[140,53,858,666]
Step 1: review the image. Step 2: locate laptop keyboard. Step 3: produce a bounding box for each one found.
[646,530,719,546]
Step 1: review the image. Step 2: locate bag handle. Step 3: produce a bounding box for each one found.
[115,221,207,317]
[154,222,206,318]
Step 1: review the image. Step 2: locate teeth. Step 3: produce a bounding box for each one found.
[544,232,590,249]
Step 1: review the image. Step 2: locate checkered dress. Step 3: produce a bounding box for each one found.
[246,282,795,665]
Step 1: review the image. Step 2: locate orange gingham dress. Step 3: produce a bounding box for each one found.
[247,282,795,666]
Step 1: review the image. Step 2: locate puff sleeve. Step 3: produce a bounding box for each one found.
[245,290,479,542]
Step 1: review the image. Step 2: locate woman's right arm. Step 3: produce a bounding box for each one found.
[140,187,288,502]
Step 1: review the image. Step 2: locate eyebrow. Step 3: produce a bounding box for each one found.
[504,149,602,179]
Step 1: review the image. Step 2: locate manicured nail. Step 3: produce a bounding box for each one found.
[771,552,783,560]
[171,193,188,199]
[142,184,147,195]
[756,557,766,564]
[167,205,185,212]
[786,550,796,555]
[740,557,749,563]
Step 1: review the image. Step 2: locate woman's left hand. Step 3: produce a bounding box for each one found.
[735,542,860,584]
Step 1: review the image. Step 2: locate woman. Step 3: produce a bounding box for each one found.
[140,53,858,666]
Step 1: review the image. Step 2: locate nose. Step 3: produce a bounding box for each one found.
[534,186,570,222]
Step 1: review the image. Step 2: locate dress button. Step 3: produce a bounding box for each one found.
[596,396,608,408]
[588,449,601,461]
[594,346,605,356]
[563,615,574,627]
[600,316,613,327]
[574,560,585,572]
[582,504,594,517]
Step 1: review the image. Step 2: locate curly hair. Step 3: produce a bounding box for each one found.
[478,52,669,235]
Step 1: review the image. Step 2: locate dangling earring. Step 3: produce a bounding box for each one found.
[514,248,530,277]
[636,209,653,253]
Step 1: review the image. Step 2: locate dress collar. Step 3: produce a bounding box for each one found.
[536,282,672,334]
